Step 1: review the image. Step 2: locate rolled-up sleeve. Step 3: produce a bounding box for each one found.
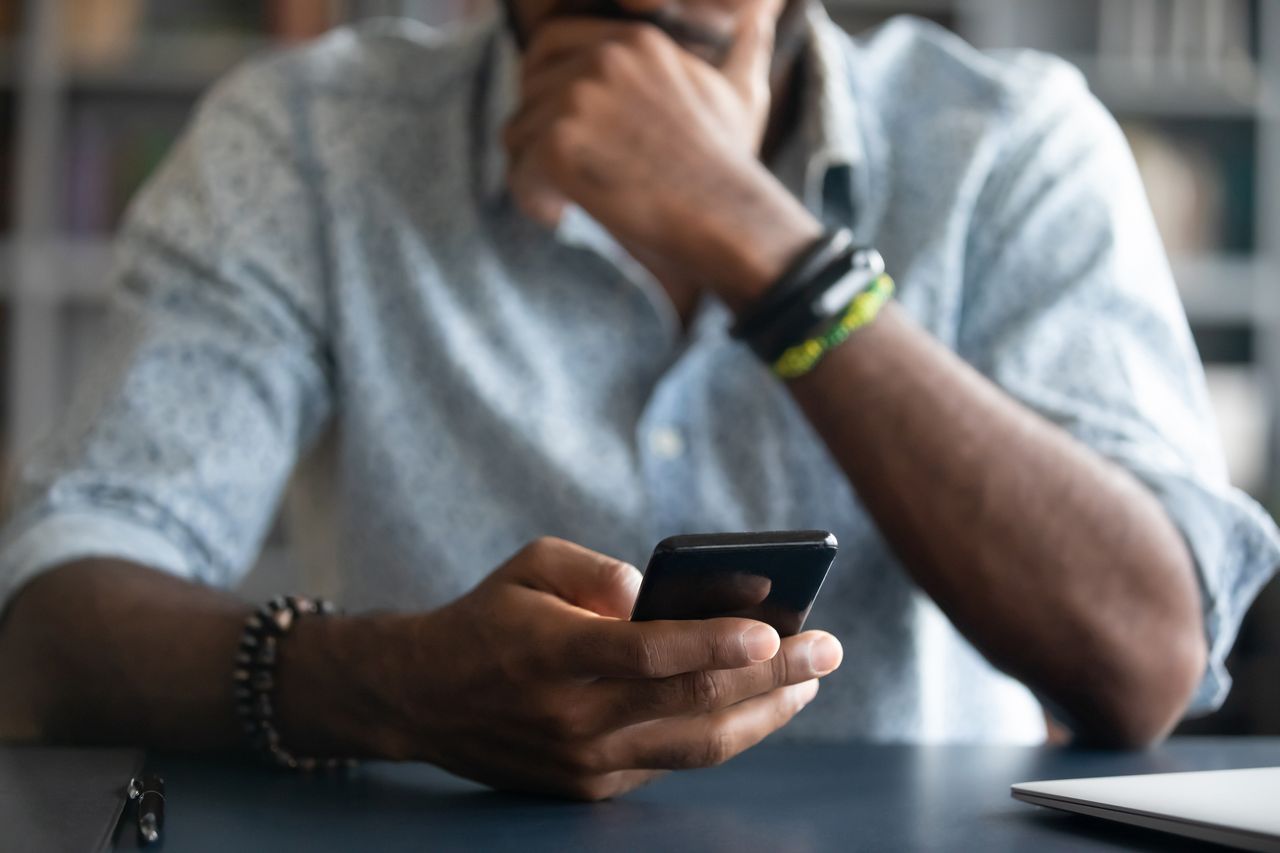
[0,57,333,613]
[957,58,1280,715]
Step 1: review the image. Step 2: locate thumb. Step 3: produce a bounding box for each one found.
[720,0,781,117]
[501,537,643,618]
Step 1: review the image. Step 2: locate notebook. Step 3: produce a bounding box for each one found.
[0,744,143,852]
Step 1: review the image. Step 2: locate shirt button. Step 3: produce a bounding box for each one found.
[649,427,685,460]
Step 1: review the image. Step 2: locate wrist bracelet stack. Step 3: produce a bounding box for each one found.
[232,595,355,771]
[731,228,894,379]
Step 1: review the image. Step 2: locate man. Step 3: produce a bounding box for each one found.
[0,0,1275,800]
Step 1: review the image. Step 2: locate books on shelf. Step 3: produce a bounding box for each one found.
[63,0,146,69]
[1124,123,1223,259]
[0,0,16,39]
[63,97,190,234]
[1097,0,1255,76]
[270,0,342,42]
[61,0,346,70]
[1122,117,1256,257]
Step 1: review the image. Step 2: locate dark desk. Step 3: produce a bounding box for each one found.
[113,737,1280,852]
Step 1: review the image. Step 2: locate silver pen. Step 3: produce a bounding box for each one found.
[128,773,165,845]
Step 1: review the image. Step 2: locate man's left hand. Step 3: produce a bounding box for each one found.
[504,0,821,308]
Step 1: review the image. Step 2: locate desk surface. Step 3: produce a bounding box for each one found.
[111,737,1280,852]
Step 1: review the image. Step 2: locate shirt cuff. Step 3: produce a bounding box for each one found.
[0,510,194,617]
[1099,447,1280,716]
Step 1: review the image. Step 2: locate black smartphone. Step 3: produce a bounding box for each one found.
[630,531,837,637]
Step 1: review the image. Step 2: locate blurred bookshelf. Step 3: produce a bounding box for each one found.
[0,0,1276,730]
[0,0,480,464]
[0,0,478,593]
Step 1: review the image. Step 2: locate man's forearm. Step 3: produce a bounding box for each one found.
[0,560,394,754]
[784,305,1206,745]
[0,560,247,746]
[0,544,841,799]
[655,160,1204,744]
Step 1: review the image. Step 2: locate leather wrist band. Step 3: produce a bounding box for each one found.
[731,222,886,364]
[730,228,854,342]
[751,244,886,364]
[232,595,355,772]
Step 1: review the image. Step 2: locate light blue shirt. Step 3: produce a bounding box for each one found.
[2,6,1276,743]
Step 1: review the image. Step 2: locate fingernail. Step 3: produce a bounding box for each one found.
[808,636,843,675]
[742,624,779,662]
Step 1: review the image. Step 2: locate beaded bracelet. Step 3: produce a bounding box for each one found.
[232,595,355,771]
[771,274,896,379]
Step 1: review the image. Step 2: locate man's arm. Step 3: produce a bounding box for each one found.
[505,14,1208,746]
[0,560,248,747]
[0,37,840,795]
[0,559,417,754]
[0,541,842,799]
[0,58,336,747]
[782,306,1204,746]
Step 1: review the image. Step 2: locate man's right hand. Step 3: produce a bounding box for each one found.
[0,541,839,801]
[320,537,842,800]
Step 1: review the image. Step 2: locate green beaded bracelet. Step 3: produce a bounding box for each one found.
[771,274,895,379]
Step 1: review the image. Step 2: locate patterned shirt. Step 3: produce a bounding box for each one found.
[2,5,1277,743]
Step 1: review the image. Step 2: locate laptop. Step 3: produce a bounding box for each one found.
[1012,766,1280,851]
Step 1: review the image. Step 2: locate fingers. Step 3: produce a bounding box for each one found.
[507,148,569,227]
[720,0,780,127]
[515,51,598,120]
[503,75,579,166]
[431,724,666,801]
[604,679,819,771]
[561,769,667,802]
[592,630,842,729]
[524,18,665,74]
[505,39,617,227]
[721,0,781,84]
[500,537,642,619]
[503,78,581,228]
[558,616,781,678]
[509,164,569,227]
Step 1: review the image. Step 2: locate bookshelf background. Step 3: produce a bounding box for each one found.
[0,0,1277,734]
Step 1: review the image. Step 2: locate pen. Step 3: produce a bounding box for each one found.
[128,773,165,845]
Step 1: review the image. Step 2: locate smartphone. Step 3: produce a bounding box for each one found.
[630,531,838,637]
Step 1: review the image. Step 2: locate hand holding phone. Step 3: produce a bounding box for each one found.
[396,536,841,801]
[631,530,837,636]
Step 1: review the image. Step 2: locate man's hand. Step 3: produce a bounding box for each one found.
[2,547,840,802]
[503,1,822,309]
[362,537,842,800]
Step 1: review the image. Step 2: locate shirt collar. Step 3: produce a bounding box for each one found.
[795,0,862,222]
[478,17,518,205]
[476,1,863,223]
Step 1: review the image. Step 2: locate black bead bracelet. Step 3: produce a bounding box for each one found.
[232,595,355,772]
